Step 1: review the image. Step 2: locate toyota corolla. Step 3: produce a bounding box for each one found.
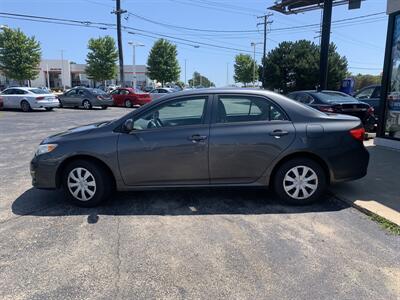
[30,89,369,207]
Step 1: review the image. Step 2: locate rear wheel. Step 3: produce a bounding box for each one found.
[62,160,112,207]
[273,158,327,205]
[101,105,108,110]
[20,100,31,112]
[45,107,53,111]
[82,100,92,110]
[124,99,133,108]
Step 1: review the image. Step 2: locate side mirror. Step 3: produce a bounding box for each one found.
[123,119,134,132]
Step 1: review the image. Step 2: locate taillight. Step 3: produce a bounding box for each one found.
[367,106,374,115]
[97,96,102,100]
[349,127,365,141]
[36,96,45,100]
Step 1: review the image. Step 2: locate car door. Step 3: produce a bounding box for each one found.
[111,89,122,105]
[61,89,78,106]
[209,94,296,184]
[117,95,211,186]
[1,89,12,108]
[8,88,24,108]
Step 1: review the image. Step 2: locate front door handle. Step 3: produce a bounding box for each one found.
[189,134,208,142]
[269,130,289,138]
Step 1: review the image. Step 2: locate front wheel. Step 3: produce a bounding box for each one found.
[82,100,92,110]
[62,160,112,207]
[273,158,327,205]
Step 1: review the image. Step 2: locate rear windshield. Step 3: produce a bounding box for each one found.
[313,92,357,103]
[89,88,107,95]
[29,88,51,94]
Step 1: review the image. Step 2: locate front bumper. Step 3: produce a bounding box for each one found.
[30,155,58,189]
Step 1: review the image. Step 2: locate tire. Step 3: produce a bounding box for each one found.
[45,107,53,111]
[273,158,327,205]
[62,160,112,207]
[20,100,31,112]
[82,100,92,110]
[101,105,108,110]
[124,99,133,108]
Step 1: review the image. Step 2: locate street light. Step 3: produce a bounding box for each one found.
[128,41,144,89]
[250,42,262,87]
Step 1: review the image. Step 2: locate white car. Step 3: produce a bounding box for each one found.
[0,87,60,112]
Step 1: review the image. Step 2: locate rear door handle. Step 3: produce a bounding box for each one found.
[189,134,208,142]
[269,130,289,138]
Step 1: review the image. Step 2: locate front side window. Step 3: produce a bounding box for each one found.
[216,96,287,123]
[133,96,207,130]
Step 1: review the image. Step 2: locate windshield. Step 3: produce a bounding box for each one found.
[29,88,51,94]
[313,92,358,103]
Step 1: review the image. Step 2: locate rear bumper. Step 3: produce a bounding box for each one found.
[33,100,60,108]
[94,99,114,106]
[328,143,369,183]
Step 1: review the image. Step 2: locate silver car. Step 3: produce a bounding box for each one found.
[149,87,176,100]
[58,87,114,109]
[0,87,59,112]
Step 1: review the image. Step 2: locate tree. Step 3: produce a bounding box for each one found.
[85,36,118,84]
[234,54,257,87]
[352,73,382,91]
[0,27,41,85]
[188,71,215,87]
[261,40,348,93]
[147,39,180,87]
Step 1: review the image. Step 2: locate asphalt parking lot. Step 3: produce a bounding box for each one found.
[0,107,399,299]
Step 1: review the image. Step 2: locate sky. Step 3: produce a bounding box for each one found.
[0,0,388,87]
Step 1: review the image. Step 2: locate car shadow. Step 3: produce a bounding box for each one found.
[12,188,349,223]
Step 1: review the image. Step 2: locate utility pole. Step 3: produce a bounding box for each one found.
[319,0,333,91]
[184,59,187,86]
[60,49,65,90]
[226,62,229,86]
[112,0,127,87]
[257,13,273,89]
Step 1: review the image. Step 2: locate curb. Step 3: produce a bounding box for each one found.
[330,191,400,227]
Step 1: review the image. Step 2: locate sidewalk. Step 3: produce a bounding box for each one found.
[330,140,400,226]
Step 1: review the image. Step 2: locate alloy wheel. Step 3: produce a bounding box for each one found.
[283,166,318,200]
[83,100,91,109]
[67,167,96,201]
[125,100,132,108]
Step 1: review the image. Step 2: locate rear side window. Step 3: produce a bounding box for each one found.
[216,96,287,124]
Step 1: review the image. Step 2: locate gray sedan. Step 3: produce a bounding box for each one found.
[30,88,369,207]
[58,87,114,109]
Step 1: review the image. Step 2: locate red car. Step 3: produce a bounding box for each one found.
[110,88,152,108]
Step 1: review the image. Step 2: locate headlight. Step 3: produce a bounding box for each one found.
[35,144,58,156]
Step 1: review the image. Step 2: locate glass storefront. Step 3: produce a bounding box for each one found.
[384,14,400,139]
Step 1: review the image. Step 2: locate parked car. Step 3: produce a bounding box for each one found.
[110,88,152,108]
[354,85,381,116]
[287,90,376,132]
[0,87,59,112]
[30,88,369,207]
[58,87,113,109]
[143,86,154,93]
[0,95,3,110]
[149,87,176,100]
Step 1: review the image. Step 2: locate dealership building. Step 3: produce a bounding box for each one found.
[0,59,153,90]
[375,1,400,149]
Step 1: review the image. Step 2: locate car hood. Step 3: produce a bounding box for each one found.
[42,121,109,143]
